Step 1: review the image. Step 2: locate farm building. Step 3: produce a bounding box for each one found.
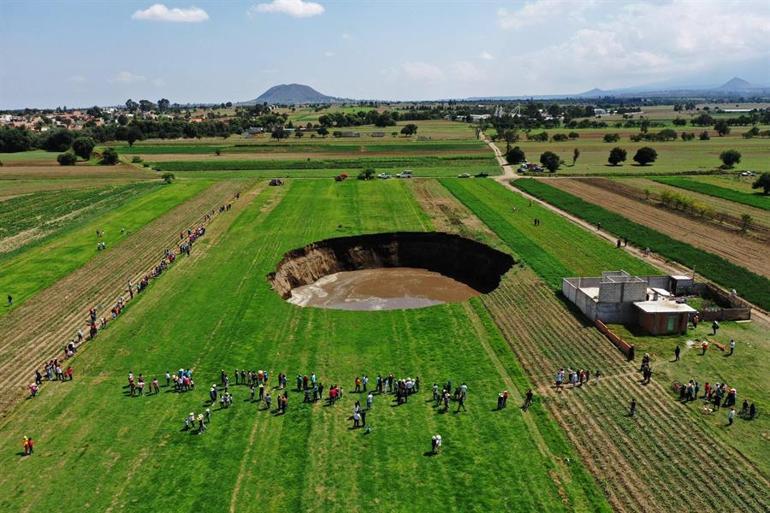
[562,271,696,335]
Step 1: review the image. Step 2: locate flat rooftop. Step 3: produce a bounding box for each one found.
[634,301,696,314]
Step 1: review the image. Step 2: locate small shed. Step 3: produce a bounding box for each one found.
[634,301,695,335]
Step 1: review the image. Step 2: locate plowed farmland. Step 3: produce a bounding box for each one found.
[547,178,770,278]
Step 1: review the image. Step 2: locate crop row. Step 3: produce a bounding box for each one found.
[439,179,655,289]
[513,178,770,310]
[153,155,496,172]
[653,177,770,211]
[112,140,486,154]
[0,183,158,243]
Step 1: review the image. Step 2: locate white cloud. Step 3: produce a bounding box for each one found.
[479,51,494,61]
[402,61,445,82]
[341,32,352,40]
[497,0,770,92]
[250,0,325,18]
[109,71,147,84]
[451,61,485,82]
[498,0,595,30]
[152,78,166,87]
[323,51,335,57]
[132,4,209,23]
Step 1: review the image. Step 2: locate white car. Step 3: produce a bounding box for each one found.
[377,172,392,179]
[396,170,413,178]
[457,173,471,178]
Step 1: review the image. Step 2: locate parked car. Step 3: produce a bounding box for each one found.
[377,172,392,179]
[396,170,413,178]
[457,173,471,178]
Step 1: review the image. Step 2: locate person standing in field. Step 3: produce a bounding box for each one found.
[7,295,12,306]
[522,389,533,411]
[674,345,681,361]
[728,407,736,426]
[629,399,637,418]
[729,339,736,356]
[431,434,442,455]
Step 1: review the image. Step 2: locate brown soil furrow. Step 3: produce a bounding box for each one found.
[549,178,770,279]
[0,181,250,416]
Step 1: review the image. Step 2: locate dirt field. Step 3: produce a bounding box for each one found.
[0,180,252,416]
[415,179,770,513]
[547,178,770,279]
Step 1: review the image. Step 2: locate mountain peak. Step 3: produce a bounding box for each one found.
[716,77,753,91]
[251,83,336,104]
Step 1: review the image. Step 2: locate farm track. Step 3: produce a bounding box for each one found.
[0,180,250,417]
[576,177,770,241]
[548,178,770,279]
[416,177,770,512]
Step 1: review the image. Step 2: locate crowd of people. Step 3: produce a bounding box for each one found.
[25,195,241,409]
[554,367,601,390]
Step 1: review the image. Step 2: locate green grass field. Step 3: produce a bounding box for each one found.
[0,183,159,248]
[0,180,610,513]
[0,181,209,314]
[497,130,770,175]
[440,179,657,287]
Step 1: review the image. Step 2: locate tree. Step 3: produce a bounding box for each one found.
[117,114,129,126]
[316,127,329,138]
[501,129,519,153]
[161,172,175,184]
[572,148,580,166]
[699,130,710,140]
[603,133,620,143]
[539,151,561,172]
[672,118,687,126]
[57,152,77,166]
[157,98,171,112]
[126,126,144,147]
[271,126,289,141]
[714,120,730,136]
[719,149,741,168]
[72,136,96,160]
[139,99,156,112]
[608,147,627,166]
[400,124,418,136]
[633,146,657,166]
[125,99,139,112]
[753,173,770,195]
[506,146,526,165]
[100,147,119,165]
[42,129,74,152]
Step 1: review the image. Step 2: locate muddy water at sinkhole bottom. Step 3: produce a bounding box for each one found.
[288,267,480,311]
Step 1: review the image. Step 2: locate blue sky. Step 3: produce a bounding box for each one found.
[1,0,769,108]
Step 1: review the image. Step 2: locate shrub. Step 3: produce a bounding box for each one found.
[699,131,710,140]
[57,152,77,166]
[551,133,568,142]
[568,132,580,139]
[100,147,119,166]
[131,156,143,163]
[161,172,175,184]
[603,133,620,143]
[357,168,375,180]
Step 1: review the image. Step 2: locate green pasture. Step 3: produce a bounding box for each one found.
[652,177,770,211]
[440,179,657,288]
[496,132,770,175]
[0,180,609,513]
[0,181,209,315]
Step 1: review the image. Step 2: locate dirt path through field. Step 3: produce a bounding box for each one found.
[549,178,770,279]
[0,180,256,417]
[416,178,770,512]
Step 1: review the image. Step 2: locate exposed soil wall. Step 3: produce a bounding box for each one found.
[269,232,515,299]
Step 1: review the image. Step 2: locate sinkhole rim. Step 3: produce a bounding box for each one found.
[267,231,515,311]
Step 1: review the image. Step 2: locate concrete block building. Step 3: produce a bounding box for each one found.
[562,271,696,335]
